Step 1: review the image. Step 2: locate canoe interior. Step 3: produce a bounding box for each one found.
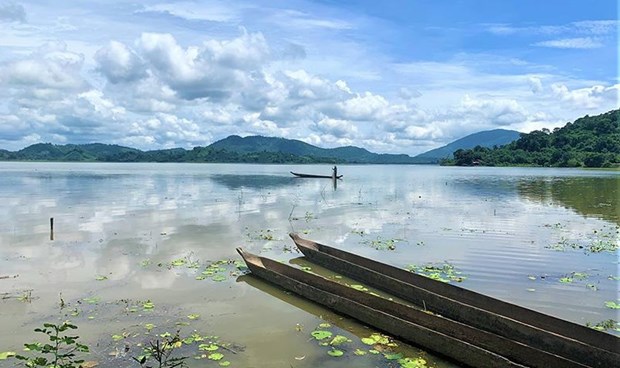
[288,233,620,359]
[235,248,616,368]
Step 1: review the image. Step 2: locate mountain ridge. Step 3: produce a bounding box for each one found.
[414,129,521,163]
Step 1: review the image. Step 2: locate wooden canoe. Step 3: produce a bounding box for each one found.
[289,233,620,368]
[236,248,594,368]
[290,171,343,179]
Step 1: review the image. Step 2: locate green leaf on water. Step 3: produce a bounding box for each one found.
[361,337,375,345]
[353,349,367,356]
[559,277,573,283]
[212,275,227,282]
[604,301,620,309]
[208,353,224,361]
[199,344,219,351]
[311,330,333,340]
[384,352,403,360]
[327,349,344,357]
[368,349,380,355]
[318,323,331,328]
[95,275,108,281]
[83,296,100,304]
[142,300,155,310]
[144,323,155,331]
[329,335,350,346]
[188,314,200,320]
[0,352,16,360]
[219,361,231,367]
[171,259,186,267]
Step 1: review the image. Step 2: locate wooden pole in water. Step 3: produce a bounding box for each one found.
[50,217,54,241]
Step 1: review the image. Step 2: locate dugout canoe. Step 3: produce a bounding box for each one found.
[289,233,620,368]
[290,171,343,179]
[236,248,596,368]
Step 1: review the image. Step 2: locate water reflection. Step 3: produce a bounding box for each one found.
[517,176,619,225]
[237,274,455,368]
[210,174,296,190]
[1,163,618,368]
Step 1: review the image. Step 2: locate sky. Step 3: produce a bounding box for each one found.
[0,0,618,155]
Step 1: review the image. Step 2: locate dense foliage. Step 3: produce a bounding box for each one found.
[442,109,620,168]
[414,129,521,163]
[0,136,420,164]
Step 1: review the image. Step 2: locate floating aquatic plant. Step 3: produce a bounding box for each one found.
[405,262,466,283]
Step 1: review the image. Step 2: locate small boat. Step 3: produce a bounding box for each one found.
[236,248,575,367]
[288,234,620,368]
[290,171,343,179]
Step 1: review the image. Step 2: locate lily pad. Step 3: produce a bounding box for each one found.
[219,361,231,367]
[142,300,155,310]
[353,349,367,356]
[188,314,200,320]
[208,353,224,361]
[212,275,227,282]
[329,335,350,346]
[311,330,333,340]
[0,352,16,360]
[83,296,100,304]
[199,344,219,351]
[171,259,187,267]
[384,352,403,360]
[318,322,331,328]
[604,301,620,309]
[327,349,344,357]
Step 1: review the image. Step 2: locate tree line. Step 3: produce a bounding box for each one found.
[441,109,620,168]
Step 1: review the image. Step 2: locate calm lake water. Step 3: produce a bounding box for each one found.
[0,162,618,367]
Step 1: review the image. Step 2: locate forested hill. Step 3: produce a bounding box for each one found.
[0,137,418,164]
[444,109,620,168]
[413,129,521,163]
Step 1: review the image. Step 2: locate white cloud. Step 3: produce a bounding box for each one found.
[316,117,358,138]
[336,92,389,121]
[528,77,543,94]
[551,83,619,109]
[1,43,85,90]
[95,41,146,83]
[533,37,604,49]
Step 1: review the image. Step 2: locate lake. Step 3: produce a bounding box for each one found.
[0,162,618,367]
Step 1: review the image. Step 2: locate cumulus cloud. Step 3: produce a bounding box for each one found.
[134,30,269,101]
[551,83,619,109]
[0,2,26,22]
[1,42,85,90]
[315,117,358,138]
[95,41,146,83]
[336,92,389,120]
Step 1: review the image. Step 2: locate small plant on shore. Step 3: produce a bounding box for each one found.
[133,331,188,368]
[14,321,89,368]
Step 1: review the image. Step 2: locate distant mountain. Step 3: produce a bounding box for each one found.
[1,136,419,164]
[414,129,521,163]
[209,135,415,163]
